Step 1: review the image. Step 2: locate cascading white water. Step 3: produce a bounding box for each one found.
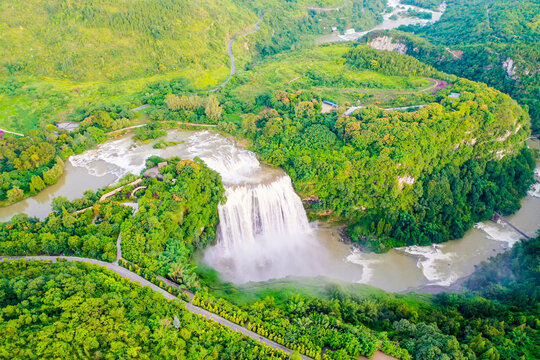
[217,176,312,247]
[16,129,536,290]
[204,172,328,283]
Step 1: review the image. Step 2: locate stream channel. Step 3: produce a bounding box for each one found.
[2,130,538,292]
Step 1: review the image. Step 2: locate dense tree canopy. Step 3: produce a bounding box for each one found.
[230,46,534,251]
[0,260,288,359]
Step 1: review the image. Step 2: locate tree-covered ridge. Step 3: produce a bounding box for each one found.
[0,104,135,205]
[0,0,386,133]
[383,0,540,132]
[121,157,225,287]
[0,260,288,359]
[0,156,225,282]
[400,0,444,10]
[0,0,257,81]
[222,44,436,111]
[416,0,539,45]
[234,46,534,250]
[0,200,131,262]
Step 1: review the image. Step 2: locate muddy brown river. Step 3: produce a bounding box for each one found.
[1,131,538,292]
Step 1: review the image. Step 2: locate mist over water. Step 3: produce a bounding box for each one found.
[198,135,340,283]
[1,131,539,292]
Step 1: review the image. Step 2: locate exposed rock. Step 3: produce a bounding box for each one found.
[464,138,477,146]
[368,36,407,54]
[496,130,511,142]
[397,175,415,189]
[303,195,321,204]
[502,57,519,80]
[495,149,507,160]
[445,47,463,59]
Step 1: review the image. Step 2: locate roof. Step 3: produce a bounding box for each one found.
[322,100,339,107]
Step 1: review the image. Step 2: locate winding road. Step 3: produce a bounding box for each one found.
[0,128,24,137]
[0,255,312,360]
[208,11,265,93]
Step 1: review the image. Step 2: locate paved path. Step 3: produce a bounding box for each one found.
[208,11,265,93]
[0,128,24,137]
[106,124,148,135]
[130,104,150,112]
[308,0,350,11]
[115,234,123,265]
[0,256,310,359]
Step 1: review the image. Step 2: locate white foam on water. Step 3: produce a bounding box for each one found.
[187,131,261,185]
[204,175,331,283]
[69,130,264,185]
[346,251,382,284]
[400,244,458,286]
[69,137,149,180]
[528,182,540,198]
[474,222,522,247]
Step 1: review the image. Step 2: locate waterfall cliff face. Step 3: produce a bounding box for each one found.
[217,176,312,248]
[204,175,324,283]
[188,132,325,283]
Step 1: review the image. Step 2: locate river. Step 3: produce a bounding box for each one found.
[316,0,446,44]
[2,130,538,292]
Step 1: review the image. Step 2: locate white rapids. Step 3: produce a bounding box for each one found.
[204,175,330,283]
[2,131,539,291]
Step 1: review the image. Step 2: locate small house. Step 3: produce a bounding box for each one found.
[321,100,339,114]
[345,28,355,35]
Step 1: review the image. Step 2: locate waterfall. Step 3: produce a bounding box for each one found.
[217,176,312,248]
[204,175,327,283]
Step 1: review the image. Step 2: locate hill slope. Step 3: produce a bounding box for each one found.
[367,0,540,132]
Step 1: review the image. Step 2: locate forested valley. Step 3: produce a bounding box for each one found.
[363,0,540,132]
[0,0,539,359]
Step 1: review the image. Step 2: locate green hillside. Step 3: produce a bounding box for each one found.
[215,45,534,251]
[225,44,435,109]
[0,0,256,81]
[381,0,540,132]
[0,0,390,133]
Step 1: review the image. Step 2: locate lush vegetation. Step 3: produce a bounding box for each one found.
[222,44,434,110]
[0,156,225,279]
[400,0,444,10]
[0,105,135,205]
[0,0,386,133]
[383,0,540,132]
[212,234,540,360]
[0,164,537,360]
[0,260,290,359]
[0,199,131,261]
[120,157,225,289]
[224,46,533,251]
[1,1,538,359]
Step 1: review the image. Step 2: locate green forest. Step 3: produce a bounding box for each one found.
[217,45,534,251]
[1,155,538,358]
[213,233,540,359]
[365,0,540,132]
[0,260,289,359]
[1,0,539,358]
[0,0,386,132]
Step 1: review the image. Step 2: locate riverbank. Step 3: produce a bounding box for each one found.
[2,129,538,293]
[402,274,471,294]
